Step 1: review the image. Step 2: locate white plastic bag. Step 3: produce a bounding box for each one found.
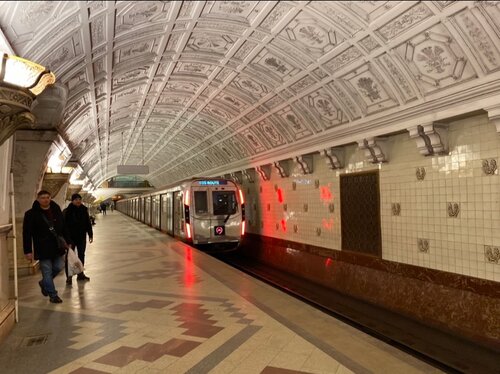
[67,248,84,276]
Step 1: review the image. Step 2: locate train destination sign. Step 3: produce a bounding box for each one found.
[197,180,228,186]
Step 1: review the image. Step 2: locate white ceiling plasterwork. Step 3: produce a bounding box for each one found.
[1,1,500,187]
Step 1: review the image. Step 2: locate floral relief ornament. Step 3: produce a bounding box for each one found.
[482,159,497,175]
[447,202,460,218]
[416,167,426,181]
[484,245,500,264]
[418,238,430,253]
[416,45,451,75]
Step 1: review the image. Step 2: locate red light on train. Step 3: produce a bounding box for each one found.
[325,258,333,267]
[238,189,245,204]
[241,221,245,236]
[186,223,192,239]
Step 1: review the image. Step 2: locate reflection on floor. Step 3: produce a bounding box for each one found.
[0,212,440,373]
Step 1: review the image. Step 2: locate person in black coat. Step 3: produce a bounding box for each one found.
[23,190,72,303]
[63,193,93,284]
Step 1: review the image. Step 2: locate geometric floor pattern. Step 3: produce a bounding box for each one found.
[0,212,441,374]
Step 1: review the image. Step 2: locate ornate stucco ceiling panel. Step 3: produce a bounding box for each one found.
[302,88,346,130]
[39,33,85,78]
[186,33,235,55]
[24,14,82,61]
[451,8,500,74]
[280,12,345,60]
[195,20,247,37]
[0,1,60,51]
[255,118,288,148]
[340,64,399,116]
[288,75,318,94]
[114,40,157,66]
[478,2,500,36]
[338,1,396,25]
[393,23,477,95]
[115,1,171,36]
[306,2,362,38]
[323,46,364,75]
[173,62,217,78]
[112,66,152,91]
[376,2,434,42]
[88,1,106,19]
[375,53,419,104]
[250,48,303,84]
[65,117,93,148]
[205,1,262,24]
[276,106,314,142]
[325,81,362,121]
[90,14,106,50]
[63,93,92,124]
[258,2,294,32]
[358,36,382,53]
[215,92,249,112]
[231,75,270,99]
[203,104,238,122]
[241,128,268,154]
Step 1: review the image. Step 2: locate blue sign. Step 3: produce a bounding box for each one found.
[198,180,227,186]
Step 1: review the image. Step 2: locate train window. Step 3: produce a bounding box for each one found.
[212,191,237,215]
[194,191,208,214]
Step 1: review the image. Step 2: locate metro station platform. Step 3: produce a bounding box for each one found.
[0,212,440,374]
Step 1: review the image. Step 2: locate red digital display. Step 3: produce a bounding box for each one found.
[214,225,225,236]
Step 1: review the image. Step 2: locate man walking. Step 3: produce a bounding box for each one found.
[23,190,71,303]
[64,194,93,284]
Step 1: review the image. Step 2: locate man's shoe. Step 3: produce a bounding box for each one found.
[77,273,90,281]
[38,281,48,297]
[66,277,72,285]
[49,295,62,304]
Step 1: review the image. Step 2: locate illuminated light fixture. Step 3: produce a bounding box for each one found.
[0,53,56,95]
[0,53,56,146]
[241,221,245,236]
[185,223,192,239]
[184,191,190,206]
[238,189,245,204]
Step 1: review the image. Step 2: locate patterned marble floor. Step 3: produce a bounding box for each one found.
[0,212,442,374]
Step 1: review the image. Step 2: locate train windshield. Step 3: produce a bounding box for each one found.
[194,191,208,214]
[212,191,237,215]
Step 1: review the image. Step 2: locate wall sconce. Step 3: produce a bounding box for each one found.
[0,53,56,146]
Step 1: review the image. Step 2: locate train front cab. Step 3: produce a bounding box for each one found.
[184,179,244,249]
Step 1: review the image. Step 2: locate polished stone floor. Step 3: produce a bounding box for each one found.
[0,212,441,373]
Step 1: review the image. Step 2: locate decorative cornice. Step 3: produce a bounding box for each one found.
[358,137,387,163]
[407,123,448,156]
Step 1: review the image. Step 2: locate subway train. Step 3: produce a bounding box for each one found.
[116,178,245,250]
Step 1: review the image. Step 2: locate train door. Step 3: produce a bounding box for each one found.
[145,197,151,226]
[152,195,160,229]
[160,194,173,234]
[173,191,184,237]
[140,198,145,222]
[192,187,210,242]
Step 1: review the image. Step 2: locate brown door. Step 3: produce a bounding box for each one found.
[340,170,381,256]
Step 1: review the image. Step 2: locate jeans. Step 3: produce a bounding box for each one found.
[39,256,64,297]
[65,237,87,277]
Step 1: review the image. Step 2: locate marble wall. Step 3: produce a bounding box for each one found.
[243,113,500,283]
[0,137,15,344]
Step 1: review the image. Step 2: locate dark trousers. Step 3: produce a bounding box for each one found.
[65,237,87,277]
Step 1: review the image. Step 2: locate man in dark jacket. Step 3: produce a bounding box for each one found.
[23,190,72,303]
[63,193,93,284]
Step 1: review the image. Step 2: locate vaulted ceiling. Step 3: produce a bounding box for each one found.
[1,1,500,188]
